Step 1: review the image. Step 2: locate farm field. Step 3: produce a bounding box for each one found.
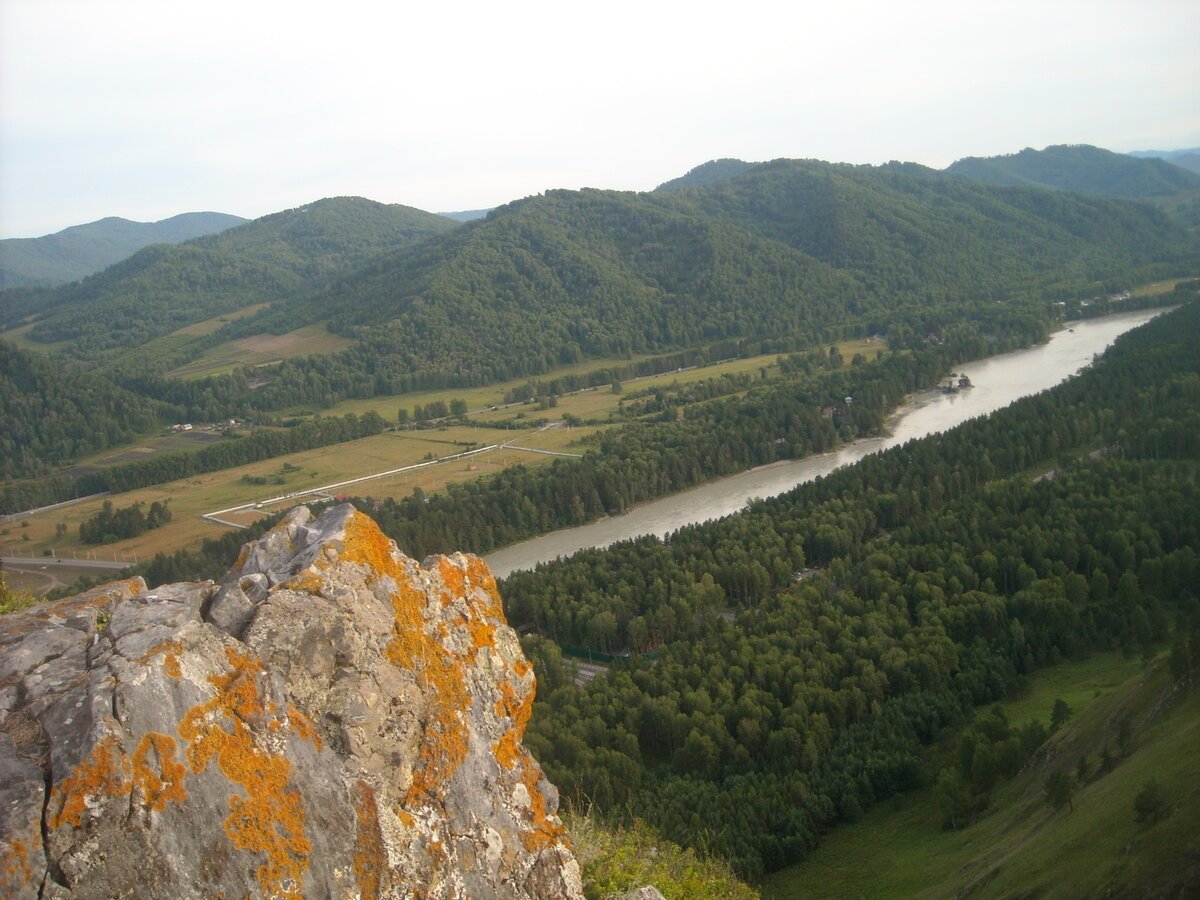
[291,337,885,425]
[1,423,605,576]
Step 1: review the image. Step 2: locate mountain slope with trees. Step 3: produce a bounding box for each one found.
[946,144,1200,198]
[0,211,246,289]
[2,197,457,355]
[0,340,172,478]
[199,160,1195,411]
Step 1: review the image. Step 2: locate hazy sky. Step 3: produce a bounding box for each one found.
[2,0,1198,237]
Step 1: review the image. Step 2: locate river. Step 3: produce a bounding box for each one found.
[484,308,1167,578]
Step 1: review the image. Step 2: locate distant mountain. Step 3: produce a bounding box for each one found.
[2,197,457,355]
[0,211,246,289]
[656,158,757,192]
[946,144,1200,198]
[438,208,492,222]
[1128,147,1200,176]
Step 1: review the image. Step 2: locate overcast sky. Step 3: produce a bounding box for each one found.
[2,0,1198,237]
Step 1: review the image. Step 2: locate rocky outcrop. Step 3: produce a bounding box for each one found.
[0,504,582,898]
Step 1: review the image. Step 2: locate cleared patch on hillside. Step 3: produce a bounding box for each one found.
[165,324,355,379]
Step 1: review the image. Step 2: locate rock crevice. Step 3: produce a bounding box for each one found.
[0,504,582,899]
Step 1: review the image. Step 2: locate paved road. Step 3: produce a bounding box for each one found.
[1,556,132,571]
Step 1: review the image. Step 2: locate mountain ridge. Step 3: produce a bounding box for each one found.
[945,143,1200,198]
[0,211,247,289]
[2,197,457,354]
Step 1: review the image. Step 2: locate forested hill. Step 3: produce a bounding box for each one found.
[2,197,457,355]
[653,158,1192,297]
[946,144,1200,198]
[0,340,172,478]
[0,211,245,289]
[1130,147,1200,176]
[207,158,1196,410]
[655,158,757,191]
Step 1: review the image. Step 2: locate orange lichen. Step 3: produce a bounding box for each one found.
[47,735,132,829]
[512,659,532,678]
[339,512,472,807]
[398,809,415,828]
[465,615,496,653]
[132,732,188,812]
[0,837,34,891]
[351,781,384,900]
[177,646,310,899]
[287,706,324,750]
[494,731,521,771]
[279,569,326,594]
[234,544,251,570]
[438,558,467,601]
[141,640,183,678]
[517,755,567,853]
[492,679,535,770]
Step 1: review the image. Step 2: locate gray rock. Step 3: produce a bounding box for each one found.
[0,504,582,899]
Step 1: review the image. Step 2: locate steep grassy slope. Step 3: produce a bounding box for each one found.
[0,211,246,288]
[764,656,1200,898]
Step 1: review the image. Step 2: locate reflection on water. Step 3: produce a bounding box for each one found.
[485,309,1166,578]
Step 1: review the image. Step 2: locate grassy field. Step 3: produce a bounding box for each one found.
[165,323,355,379]
[763,651,1199,898]
[67,428,235,471]
[1,423,606,576]
[0,320,74,353]
[1132,276,1196,297]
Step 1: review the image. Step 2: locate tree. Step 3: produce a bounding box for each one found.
[1044,769,1075,812]
[1133,779,1169,824]
[1051,698,1072,730]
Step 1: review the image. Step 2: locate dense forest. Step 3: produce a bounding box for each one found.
[496,300,1200,877]
[0,340,171,478]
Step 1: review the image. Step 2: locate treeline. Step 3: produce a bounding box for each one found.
[1,412,386,515]
[498,301,1200,877]
[78,499,172,544]
[361,313,1045,561]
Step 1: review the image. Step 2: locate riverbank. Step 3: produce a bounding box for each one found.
[486,307,1169,578]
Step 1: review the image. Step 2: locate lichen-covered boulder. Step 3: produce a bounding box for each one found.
[0,504,582,898]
